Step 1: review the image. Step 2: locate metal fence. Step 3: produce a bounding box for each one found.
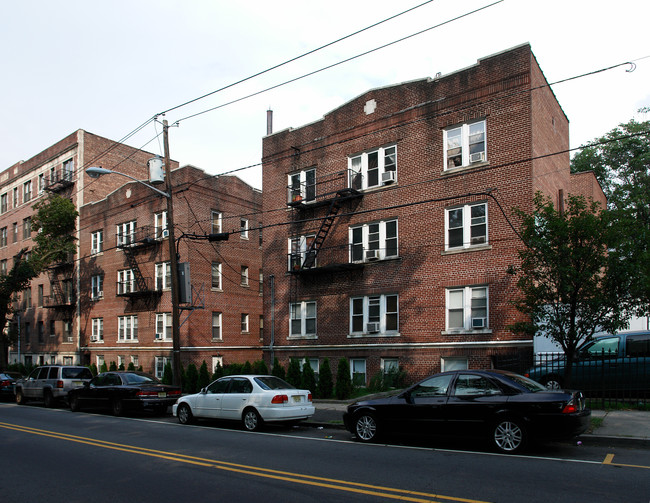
[494,352,650,408]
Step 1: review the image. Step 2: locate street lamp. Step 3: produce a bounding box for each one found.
[86,127,183,387]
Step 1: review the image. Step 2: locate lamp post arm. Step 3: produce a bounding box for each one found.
[86,167,170,198]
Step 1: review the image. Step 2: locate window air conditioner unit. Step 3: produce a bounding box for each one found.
[472,317,487,329]
[155,333,163,340]
[97,291,103,298]
[365,249,380,261]
[469,152,485,163]
[90,335,98,342]
[366,322,380,333]
[161,229,169,239]
[91,248,99,255]
[381,171,396,184]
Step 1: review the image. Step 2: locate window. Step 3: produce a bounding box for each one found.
[38,321,44,343]
[0,227,7,247]
[24,288,32,310]
[348,145,397,190]
[91,318,104,342]
[259,315,264,342]
[23,217,31,239]
[63,159,74,180]
[38,174,45,194]
[241,313,249,333]
[288,235,316,270]
[118,315,138,341]
[445,202,487,250]
[381,358,399,374]
[0,193,6,214]
[117,269,135,294]
[259,270,263,295]
[351,358,367,386]
[91,230,103,254]
[212,356,223,374]
[350,219,398,262]
[211,211,222,233]
[0,260,5,275]
[131,355,139,368]
[288,167,316,203]
[38,285,43,307]
[444,120,486,170]
[212,312,222,340]
[91,275,104,299]
[155,356,171,379]
[63,320,73,342]
[350,294,399,335]
[453,374,501,397]
[116,220,136,247]
[12,223,18,243]
[13,187,19,208]
[241,266,249,286]
[23,181,32,203]
[155,262,171,290]
[62,279,73,304]
[154,211,168,239]
[50,320,55,337]
[155,313,172,340]
[211,262,222,289]
[411,374,453,398]
[446,286,488,331]
[240,218,249,239]
[96,355,105,370]
[290,301,317,338]
[441,357,468,371]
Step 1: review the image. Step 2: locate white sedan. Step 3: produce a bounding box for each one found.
[172,375,315,431]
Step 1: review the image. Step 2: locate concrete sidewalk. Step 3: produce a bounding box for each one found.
[308,400,650,448]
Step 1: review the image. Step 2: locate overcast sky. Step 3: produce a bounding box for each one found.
[1,0,648,189]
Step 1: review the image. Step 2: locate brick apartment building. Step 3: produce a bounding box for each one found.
[4,130,264,376]
[261,44,605,385]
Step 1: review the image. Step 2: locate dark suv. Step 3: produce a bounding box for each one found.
[15,365,93,407]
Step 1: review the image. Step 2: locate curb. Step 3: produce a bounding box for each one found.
[579,433,650,449]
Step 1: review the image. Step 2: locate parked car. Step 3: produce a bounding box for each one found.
[526,331,650,392]
[0,371,22,401]
[343,369,590,453]
[173,375,315,431]
[15,365,93,407]
[68,371,181,416]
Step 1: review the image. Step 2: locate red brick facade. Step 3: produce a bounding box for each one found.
[261,44,604,384]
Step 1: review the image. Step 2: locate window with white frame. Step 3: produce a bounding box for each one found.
[240,218,249,239]
[118,315,138,341]
[348,145,397,190]
[288,167,316,203]
[13,187,19,208]
[154,211,168,239]
[118,355,125,369]
[211,211,222,233]
[445,202,487,250]
[441,357,468,371]
[241,313,249,333]
[23,181,32,203]
[288,235,316,270]
[211,262,222,289]
[116,220,136,247]
[289,301,317,338]
[117,269,135,294]
[91,318,103,342]
[0,193,6,214]
[97,355,105,370]
[155,262,171,290]
[155,356,171,379]
[212,312,222,340]
[38,174,45,194]
[155,313,172,340]
[1,227,7,247]
[446,286,488,331]
[91,230,103,254]
[63,320,73,342]
[350,219,398,262]
[63,159,74,180]
[350,294,399,335]
[131,355,139,368]
[212,356,223,374]
[444,120,486,170]
[91,274,104,299]
[241,266,249,286]
[351,358,367,386]
[23,217,31,239]
[381,358,399,374]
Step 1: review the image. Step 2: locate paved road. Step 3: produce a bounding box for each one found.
[2,402,650,503]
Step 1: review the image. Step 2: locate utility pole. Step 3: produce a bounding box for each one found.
[163,120,183,387]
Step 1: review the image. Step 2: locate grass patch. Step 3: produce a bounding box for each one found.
[588,416,604,433]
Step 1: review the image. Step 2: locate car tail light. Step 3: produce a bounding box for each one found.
[307,393,312,402]
[168,390,181,397]
[271,394,288,404]
[136,390,159,397]
[562,399,578,414]
[56,380,64,388]
[0,380,11,387]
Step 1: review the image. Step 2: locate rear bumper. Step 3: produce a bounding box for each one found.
[532,410,591,439]
[259,404,316,422]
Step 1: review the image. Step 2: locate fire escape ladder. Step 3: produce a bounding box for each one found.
[122,246,149,293]
[301,198,341,269]
[48,271,64,304]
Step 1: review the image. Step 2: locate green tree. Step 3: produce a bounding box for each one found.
[0,193,78,369]
[185,363,199,393]
[212,361,224,381]
[317,358,333,399]
[162,362,173,385]
[300,361,316,393]
[509,192,629,385]
[198,361,211,390]
[241,361,253,375]
[252,359,269,375]
[99,361,108,373]
[335,358,353,400]
[571,113,650,317]
[271,357,286,380]
[286,358,302,387]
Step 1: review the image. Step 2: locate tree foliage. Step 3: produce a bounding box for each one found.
[571,113,650,316]
[509,192,630,383]
[335,358,353,400]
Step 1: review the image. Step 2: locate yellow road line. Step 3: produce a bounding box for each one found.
[0,421,489,503]
[603,453,650,470]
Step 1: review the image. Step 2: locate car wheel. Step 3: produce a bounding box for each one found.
[15,389,27,405]
[69,395,81,412]
[111,399,124,417]
[242,408,262,432]
[43,390,54,408]
[354,412,379,442]
[492,417,527,454]
[177,404,194,425]
[541,375,563,390]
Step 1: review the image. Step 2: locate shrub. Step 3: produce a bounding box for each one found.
[127,362,135,371]
[185,363,199,393]
[242,361,253,375]
[317,358,333,399]
[109,361,117,371]
[198,361,211,390]
[301,361,316,394]
[253,359,269,375]
[286,358,302,387]
[271,358,286,380]
[162,362,173,385]
[88,363,98,376]
[99,362,108,373]
[212,362,224,381]
[335,359,353,400]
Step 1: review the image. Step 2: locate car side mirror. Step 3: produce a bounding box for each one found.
[400,391,413,404]
[200,388,207,394]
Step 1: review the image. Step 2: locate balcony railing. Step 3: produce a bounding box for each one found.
[116,225,159,249]
[115,277,160,297]
[287,169,362,207]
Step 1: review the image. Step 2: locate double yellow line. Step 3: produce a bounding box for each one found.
[0,421,488,503]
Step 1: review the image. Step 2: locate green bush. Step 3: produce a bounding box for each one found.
[127,362,135,371]
[88,363,98,376]
[301,361,316,394]
[162,362,173,385]
[241,361,253,375]
[212,362,224,381]
[185,363,199,393]
[99,362,108,373]
[317,358,333,399]
[109,361,117,371]
[198,361,211,390]
[286,359,302,387]
[335,359,353,400]
[253,359,269,375]
[271,358,286,380]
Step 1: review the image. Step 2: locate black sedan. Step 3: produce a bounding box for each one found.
[343,369,590,453]
[68,371,181,416]
[0,372,22,401]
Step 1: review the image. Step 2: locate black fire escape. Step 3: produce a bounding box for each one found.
[116,225,161,298]
[44,252,75,311]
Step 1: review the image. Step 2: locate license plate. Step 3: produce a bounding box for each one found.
[158,392,167,398]
[292,395,302,403]
[73,381,83,386]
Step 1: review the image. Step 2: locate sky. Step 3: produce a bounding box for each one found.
[1,0,649,190]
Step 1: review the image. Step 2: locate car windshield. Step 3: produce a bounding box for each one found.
[254,376,296,390]
[122,373,159,385]
[506,373,547,392]
[62,368,93,379]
